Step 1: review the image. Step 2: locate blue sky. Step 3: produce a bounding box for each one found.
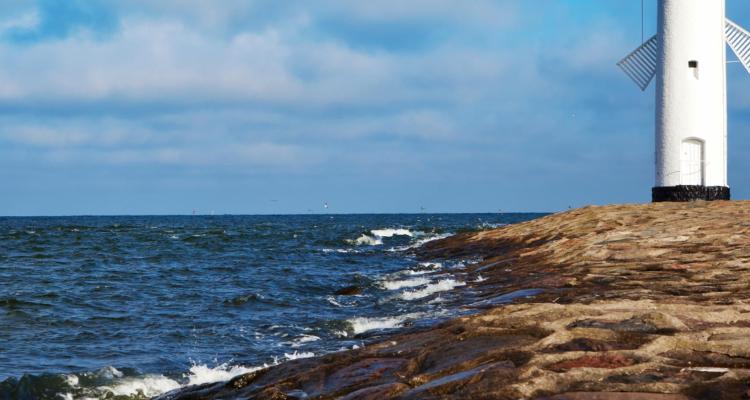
[1,0,750,215]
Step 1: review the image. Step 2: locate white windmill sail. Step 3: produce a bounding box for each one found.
[726,19,750,75]
[617,35,658,91]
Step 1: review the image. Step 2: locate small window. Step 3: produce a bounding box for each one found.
[689,60,698,68]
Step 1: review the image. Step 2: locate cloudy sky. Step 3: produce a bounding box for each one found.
[1,0,749,215]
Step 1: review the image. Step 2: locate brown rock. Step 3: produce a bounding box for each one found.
[158,202,750,399]
[334,285,362,295]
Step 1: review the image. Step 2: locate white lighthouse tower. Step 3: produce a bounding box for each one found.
[618,0,750,202]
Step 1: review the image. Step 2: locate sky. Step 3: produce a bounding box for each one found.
[1,0,750,216]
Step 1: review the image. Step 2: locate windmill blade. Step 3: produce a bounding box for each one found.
[617,35,658,91]
[726,19,750,75]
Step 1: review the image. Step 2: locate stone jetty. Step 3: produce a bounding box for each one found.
[157,201,750,399]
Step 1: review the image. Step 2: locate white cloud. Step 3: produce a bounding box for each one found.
[0,9,39,32]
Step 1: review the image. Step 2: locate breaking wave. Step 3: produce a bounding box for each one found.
[380,277,430,290]
[53,363,266,399]
[399,279,466,301]
[347,228,418,246]
[346,312,424,335]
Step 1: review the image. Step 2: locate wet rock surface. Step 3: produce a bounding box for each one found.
[156,201,750,399]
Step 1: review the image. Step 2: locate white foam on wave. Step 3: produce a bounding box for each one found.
[99,374,181,397]
[386,233,453,252]
[64,374,79,387]
[284,351,315,360]
[96,363,264,398]
[98,366,124,379]
[326,296,345,307]
[185,363,264,386]
[370,228,414,238]
[322,248,361,254]
[406,233,452,249]
[346,312,423,335]
[380,277,430,290]
[473,274,487,283]
[399,279,465,301]
[290,334,321,347]
[404,262,443,275]
[350,234,383,246]
[347,228,418,246]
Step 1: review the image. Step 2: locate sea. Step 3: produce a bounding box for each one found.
[0,213,544,399]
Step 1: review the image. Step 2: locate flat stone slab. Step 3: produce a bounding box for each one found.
[157,201,750,399]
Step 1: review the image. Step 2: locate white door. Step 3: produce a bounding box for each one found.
[681,139,704,186]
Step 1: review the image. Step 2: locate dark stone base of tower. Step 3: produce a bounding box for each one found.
[652,185,730,202]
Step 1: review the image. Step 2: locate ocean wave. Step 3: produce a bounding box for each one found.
[350,234,383,246]
[93,363,265,398]
[321,248,361,254]
[404,262,443,275]
[404,233,453,249]
[284,351,315,360]
[370,228,414,238]
[386,232,453,252]
[347,228,418,246]
[99,374,181,397]
[53,363,266,399]
[346,312,423,335]
[326,296,345,307]
[290,334,321,348]
[380,277,430,290]
[399,279,465,301]
[184,363,263,386]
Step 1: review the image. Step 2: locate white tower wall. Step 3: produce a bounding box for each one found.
[655,0,727,188]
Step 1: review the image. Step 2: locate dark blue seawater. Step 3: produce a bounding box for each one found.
[0,213,542,399]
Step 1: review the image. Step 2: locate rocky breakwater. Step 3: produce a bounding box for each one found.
[157,201,750,399]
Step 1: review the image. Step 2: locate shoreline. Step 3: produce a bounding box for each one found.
[157,201,750,399]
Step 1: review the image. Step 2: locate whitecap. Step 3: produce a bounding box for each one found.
[326,296,344,307]
[322,248,360,254]
[404,262,443,275]
[349,234,383,246]
[184,363,264,386]
[399,279,465,301]
[346,312,423,335]
[404,269,431,275]
[380,277,430,290]
[284,351,315,360]
[386,233,453,252]
[97,366,124,379]
[473,274,487,283]
[347,228,418,246]
[370,228,414,238]
[99,374,181,397]
[64,374,79,387]
[291,334,320,348]
[406,233,452,249]
[95,363,265,397]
